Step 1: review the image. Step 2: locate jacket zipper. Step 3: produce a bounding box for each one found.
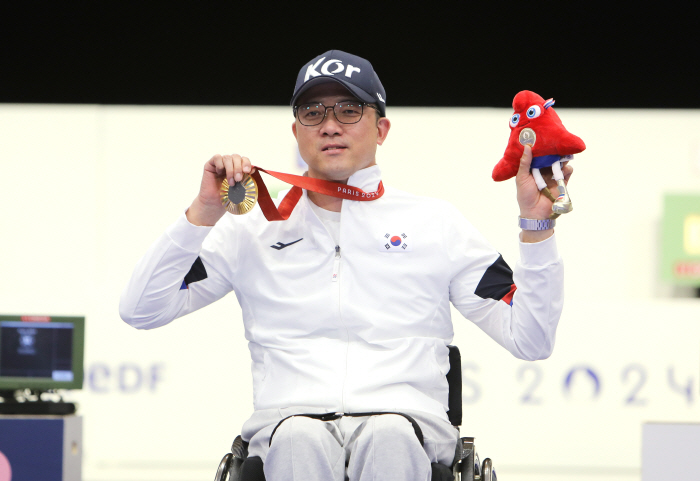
[332,245,341,282]
[332,243,348,412]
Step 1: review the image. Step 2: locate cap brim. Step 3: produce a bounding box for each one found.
[290,76,376,108]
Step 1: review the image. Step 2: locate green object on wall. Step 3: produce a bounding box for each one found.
[661,194,700,286]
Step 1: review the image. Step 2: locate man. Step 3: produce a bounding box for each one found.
[120,50,569,481]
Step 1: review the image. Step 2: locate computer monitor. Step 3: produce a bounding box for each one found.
[0,315,84,391]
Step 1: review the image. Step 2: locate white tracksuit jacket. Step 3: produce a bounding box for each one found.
[120,165,564,422]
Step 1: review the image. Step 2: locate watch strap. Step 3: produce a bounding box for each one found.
[518,216,556,230]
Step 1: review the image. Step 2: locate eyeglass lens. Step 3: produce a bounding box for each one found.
[296,102,364,126]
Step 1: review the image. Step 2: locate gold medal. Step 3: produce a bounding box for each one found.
[220,174,258,215]
[519,128,536,146]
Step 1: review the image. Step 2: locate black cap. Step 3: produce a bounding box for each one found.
[290,50,386,117]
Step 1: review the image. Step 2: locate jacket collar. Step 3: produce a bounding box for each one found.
[346,164,383,192]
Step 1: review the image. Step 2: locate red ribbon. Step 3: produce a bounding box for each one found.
[250,167,385,221]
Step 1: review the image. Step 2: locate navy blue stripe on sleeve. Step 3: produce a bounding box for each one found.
[180,256,208,290]
[474,254,515,301]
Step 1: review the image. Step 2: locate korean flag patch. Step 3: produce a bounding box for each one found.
[380,232,411,252]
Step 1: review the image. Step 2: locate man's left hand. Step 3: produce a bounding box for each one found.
[515,145,574,242]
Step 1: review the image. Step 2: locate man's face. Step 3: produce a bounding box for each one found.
[292,82,390,182]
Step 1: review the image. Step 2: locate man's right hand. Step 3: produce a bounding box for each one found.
[186,154,255,226]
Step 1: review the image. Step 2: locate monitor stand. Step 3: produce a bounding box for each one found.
[0,390,76,415]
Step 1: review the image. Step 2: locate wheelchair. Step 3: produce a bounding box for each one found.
[214,346,496,481]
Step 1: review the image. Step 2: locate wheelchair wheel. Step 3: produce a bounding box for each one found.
[215,453,245,481]
[481,458,496,481]
[215,453,233,481]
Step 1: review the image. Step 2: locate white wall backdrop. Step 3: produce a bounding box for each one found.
[1,104,699,480]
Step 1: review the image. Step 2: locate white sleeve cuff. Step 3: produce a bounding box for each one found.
[165,211,214,253]
[518,232,560,268]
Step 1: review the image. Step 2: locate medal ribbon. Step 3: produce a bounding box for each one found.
[250,167,385,221]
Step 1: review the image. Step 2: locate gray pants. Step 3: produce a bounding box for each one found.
[242,408,459,481]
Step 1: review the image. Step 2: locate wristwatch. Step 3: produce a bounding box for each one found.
[518,216,556,230]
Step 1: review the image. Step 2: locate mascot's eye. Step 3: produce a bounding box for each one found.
[509,114,520,127]
[526,105,542,119]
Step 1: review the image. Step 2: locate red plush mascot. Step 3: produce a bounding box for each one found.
[493,90,585,216]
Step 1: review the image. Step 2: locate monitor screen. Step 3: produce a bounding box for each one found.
[0,315,84,391]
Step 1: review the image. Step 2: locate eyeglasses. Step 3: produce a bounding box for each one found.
[294,101,379,126]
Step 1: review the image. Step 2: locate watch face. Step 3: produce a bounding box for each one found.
[220,174,258,215]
